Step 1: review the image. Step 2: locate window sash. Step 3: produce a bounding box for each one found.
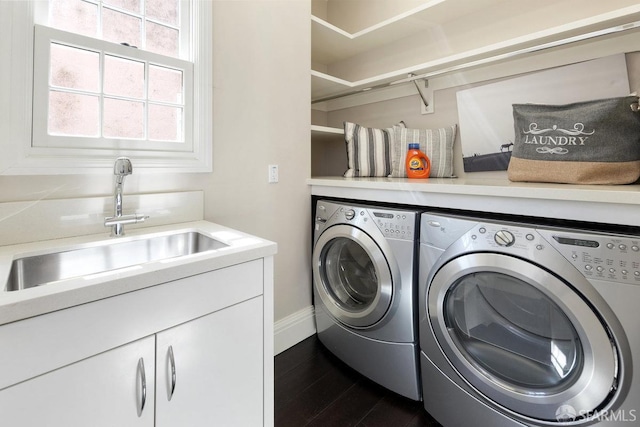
[33,24,194,152]
[41,0,191,61]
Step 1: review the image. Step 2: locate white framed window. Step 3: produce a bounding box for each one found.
[0,0,212,174]
[33,24,194,152]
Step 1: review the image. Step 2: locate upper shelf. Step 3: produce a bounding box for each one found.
[311,3,640,103]
[311,0,503,65]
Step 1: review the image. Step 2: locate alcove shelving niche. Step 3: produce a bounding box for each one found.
[311,0,640,168]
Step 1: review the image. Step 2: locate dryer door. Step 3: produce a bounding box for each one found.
[313,224,393,328]
[428,253,618,423]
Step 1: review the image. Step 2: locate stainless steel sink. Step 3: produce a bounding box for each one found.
[6,231,228,292]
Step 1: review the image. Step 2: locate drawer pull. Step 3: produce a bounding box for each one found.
[168,345,177,401]
[137,358,147,416]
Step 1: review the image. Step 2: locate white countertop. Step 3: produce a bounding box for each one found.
[309,177,640,227]
[0,221,277,326]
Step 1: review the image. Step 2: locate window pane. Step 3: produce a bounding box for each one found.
[148,105,181,141]
[103,98,144,138]
[50,44,100,92]
[103,7,142,47]
[146,21,178,57]
[149,65,182,103]
[104,55,144,98]
[146,0,179,26]
[103,0,141,14]
[48,91,99,136]
[50,0,98,38]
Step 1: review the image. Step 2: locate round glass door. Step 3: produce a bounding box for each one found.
[321,238,378,309]
[313,225,393,328]
[428,253,617,422]
[445,271,583,394]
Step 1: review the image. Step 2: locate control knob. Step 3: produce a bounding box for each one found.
[494,230,515,247]
[344,209,356,220]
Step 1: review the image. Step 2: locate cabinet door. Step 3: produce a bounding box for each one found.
[0,336,155,427]
[156,296,264,426]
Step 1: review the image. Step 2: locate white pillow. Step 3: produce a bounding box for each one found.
[343,121,405,177]
[391,125,457,178]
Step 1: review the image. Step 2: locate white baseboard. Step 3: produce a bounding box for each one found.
[274,305,316,355]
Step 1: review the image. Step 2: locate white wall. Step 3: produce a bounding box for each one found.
[209,0,312,326]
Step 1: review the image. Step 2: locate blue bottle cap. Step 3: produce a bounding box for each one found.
[408,143,420,149]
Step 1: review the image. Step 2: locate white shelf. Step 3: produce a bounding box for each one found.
[311,125,344,143]
[311,3,640,104]
[308,177,640,228]
[311,70,352,101]
[311,125,343,134]
[311,0,501,65]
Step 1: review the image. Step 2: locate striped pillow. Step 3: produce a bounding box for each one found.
[391,125,457,178]
[343,122,399,177]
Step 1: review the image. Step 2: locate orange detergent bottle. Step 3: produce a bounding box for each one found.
[405,143,431,178]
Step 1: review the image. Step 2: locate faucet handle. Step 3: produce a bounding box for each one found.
[105,213,149,228]
[114,157,133,177]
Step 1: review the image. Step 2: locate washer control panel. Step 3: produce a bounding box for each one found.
[542,230,640,286]
[370,210,415,240]
[316,201,416,241]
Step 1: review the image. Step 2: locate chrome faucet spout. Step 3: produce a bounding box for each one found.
[105,157,148,236]
[114,157,133,179]
[114,188,124,218]
[113,157,132,221]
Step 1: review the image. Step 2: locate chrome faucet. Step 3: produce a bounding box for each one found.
[114,157,132,219]
[104,157,148,236]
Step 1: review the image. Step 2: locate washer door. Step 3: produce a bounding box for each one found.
[313,224,393,328]
[429,253,617,422]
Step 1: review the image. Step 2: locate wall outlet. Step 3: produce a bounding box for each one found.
[268,164,279,183]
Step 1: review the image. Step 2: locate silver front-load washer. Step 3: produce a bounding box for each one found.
[313,199,421,400]
[419,212,639,426]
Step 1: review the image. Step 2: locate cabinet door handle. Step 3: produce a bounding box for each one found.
[137,357,147,417]
[168,345,177,401]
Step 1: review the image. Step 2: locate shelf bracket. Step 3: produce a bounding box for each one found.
[410,74,434,114]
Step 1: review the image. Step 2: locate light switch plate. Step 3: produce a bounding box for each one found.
[268,164,279,183]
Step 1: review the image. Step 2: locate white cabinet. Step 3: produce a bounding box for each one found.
[0,336,156,427]
[156,296,264,426]
[0,258,272,427]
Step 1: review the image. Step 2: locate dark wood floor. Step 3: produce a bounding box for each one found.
[275,334,443,427]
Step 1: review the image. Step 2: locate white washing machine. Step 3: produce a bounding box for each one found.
[313,199,421,400]
[419,212,639,426]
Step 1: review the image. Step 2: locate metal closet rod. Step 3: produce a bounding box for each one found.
[311,19,640,105]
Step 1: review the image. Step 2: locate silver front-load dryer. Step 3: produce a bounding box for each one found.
[419,212,639,426]
[313,200,421,400]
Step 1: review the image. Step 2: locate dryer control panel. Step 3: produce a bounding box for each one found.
[422,212,640,287]
[542,230,640,287]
